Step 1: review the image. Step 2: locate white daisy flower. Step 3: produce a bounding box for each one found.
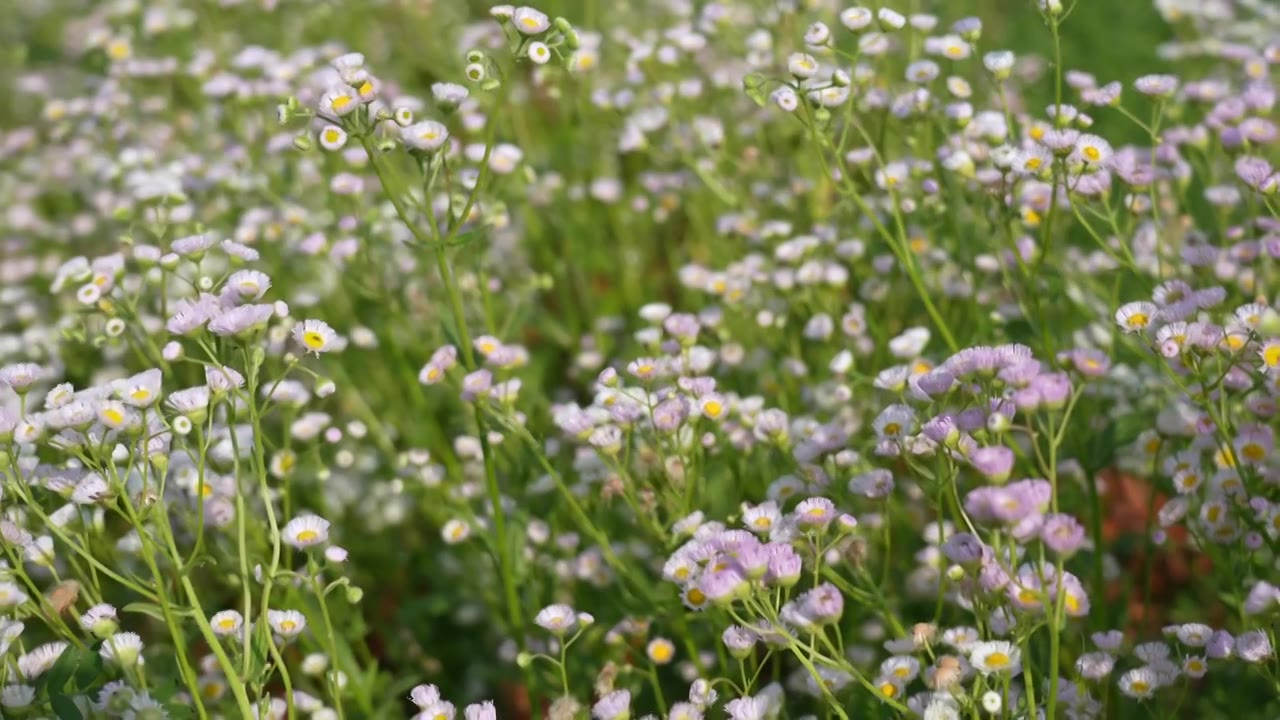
[534,604,577,635]
[210,610,244,637]
[320,86,358,117]
[512,6,550,34]
[1117,666,1159,698]
[293,319,338,355]
[442,518,471,544]
[17,642,68,679]
[1114,301,1157,333]
[266,609,307,638]
[282,515,331,549]
[969,640,1022,675]
[402,121,450,152]
[100,632,144,666]
[528,41,552,65]
[318,125,348,151]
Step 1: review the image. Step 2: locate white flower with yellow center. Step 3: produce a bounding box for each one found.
[787,52,819,79]
[210,610,244,637]
[97,400,134,430]
[320,86,358,117]
[267,609,307,638]
[969,640,1022,675]
[106,38,132,61]
[116,368,163,408]
[1074,133,1112,165]
[1118,667,1158,698]
[528,41,552,65]
[292,319,337,355]
[1114,301,1157,333]
[318,125,348,151]
[282,515,331,549]
[402,120,450,152]
[646,637,676,665]
[840,7,873,31]
[512,6,550,35]
[442,518,471,544]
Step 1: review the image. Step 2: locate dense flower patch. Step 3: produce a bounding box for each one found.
[0,0,1278,718]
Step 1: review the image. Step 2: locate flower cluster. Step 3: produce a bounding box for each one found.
[0,0,1276,718]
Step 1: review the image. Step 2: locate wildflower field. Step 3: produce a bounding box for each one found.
[3,0,1280,717]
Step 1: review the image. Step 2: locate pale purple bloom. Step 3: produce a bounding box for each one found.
[1041,513,1086,555]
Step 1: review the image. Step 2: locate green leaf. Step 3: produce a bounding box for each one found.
[149,678,180,703]
[50,694,84,720]
[72,647,104,690]
[122,602,194,621]
[121,602,167,622]
[743,73,769,108]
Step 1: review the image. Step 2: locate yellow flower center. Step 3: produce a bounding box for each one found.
[650,643,674,663]
[130,388,150,402]
[1130,680,1149,694]
[450,525,466,540]
[103,408,124,425]
[1030,126,1045,140]
[883,422,900,436]
[296,529,319,543]
[909,237,928,253]
[879,682,898,698]
[203,682,224,699]
[217,618,237,631]
[323,129,341,143]
[704,400,723,418]
[426,367,441,382]
[1264,346,1280,367]
[332,95,353,111]
[280,620,296,632]
[520,16,541,29]
[674,567,690,580]
[1127,313,1150,329]
[107,41,131,60]
[1025,157,1042,170]
[1065,594,1080,614]
[686,588,706,605]
[986,652,1010,668]
[893,667,911,678]
[358,81,373,95]
[1083,146,1100,162]
[1243,443,1266,461]
[303,331,326,349]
